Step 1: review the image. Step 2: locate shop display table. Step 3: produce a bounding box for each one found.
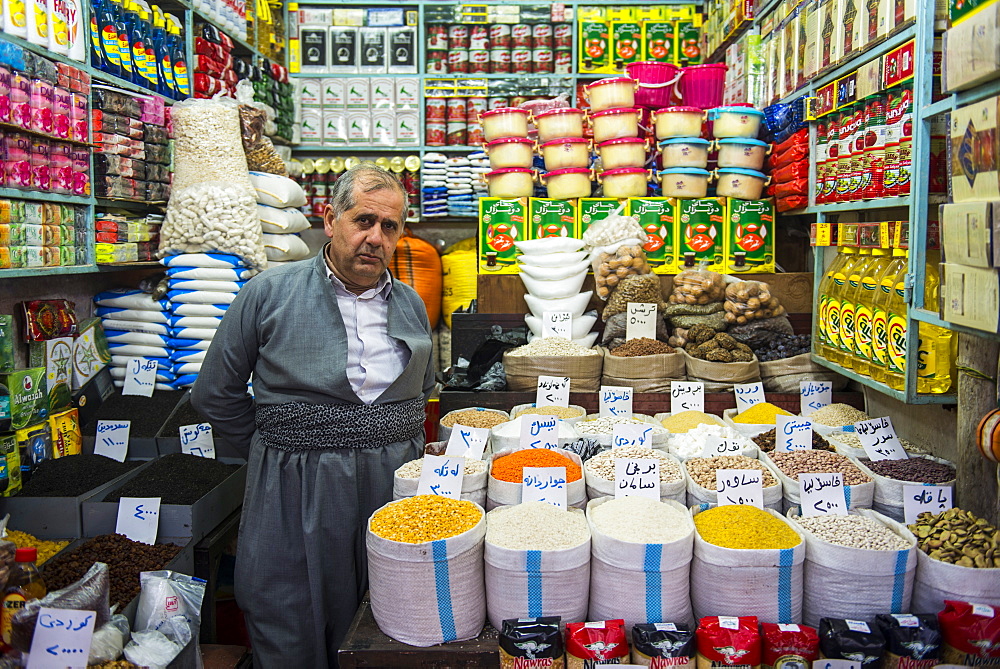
[339,595,500,669]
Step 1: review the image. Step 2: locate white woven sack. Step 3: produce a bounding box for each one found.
[722,408,777,439]
[786,508,918,627]
[912,549,1000,614]
[366,502,487,646]
[585,453,688,504]
[690,506,805,623]
[848,455,956,522]
[486,447,586,511]
[683,459,784,511]
[652,414,759,461]
[392,466,488,507]
[484,528,591,630]
[586,498,695,631]
[490,416,581,452]
[438,408,509,445]
[758,451,875,513]
[510,403,588,426]
[576,414,670,449]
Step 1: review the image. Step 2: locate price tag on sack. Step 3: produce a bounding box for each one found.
[444,424,490,461]
[519,416,559,449]
[416,455,465,499]
[701,437,745,457]
[122,357,158,397]
[800,381,832,415]
[715,469,764,509]
[799,473,848,516]
[855,416,908,461]
[93,420,130,462]
[626,302,658,341]
[522,466,567,509]
[903,484,954,524]
[179,423,216,459]
[733,382,766,414]
[536,375,570,408]
[115,497,160,545]
[612,423,652,448]
[670,381,704,413]
[615,458,660,499]
[600,385,633,417]
[27,607,97,669]
[541,311,573,338]
[775,415,814,452]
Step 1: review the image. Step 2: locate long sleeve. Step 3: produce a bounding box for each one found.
[191,280,261,459]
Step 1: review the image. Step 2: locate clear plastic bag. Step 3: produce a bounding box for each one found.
[724,280,785,325]
[171,95,255,195]
[601,310,670,346]
[12,562,111,652]
[583,209,650,300]
[236,80,287,177]
[602,273,666,321]
[88,614,130,664]
[131,570,207,669]
[669,266,727,305]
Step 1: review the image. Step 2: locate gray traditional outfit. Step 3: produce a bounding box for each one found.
[192,249,434,668]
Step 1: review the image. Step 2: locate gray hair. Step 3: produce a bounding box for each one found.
[328,163,408,222]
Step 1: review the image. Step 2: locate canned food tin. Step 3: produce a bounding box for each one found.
[532,24,554,48]
[490,24,511,48]
[470,25,490,49]
[510,96,528,107]
[554,24,572,49]
[446,121,467,146]
[511,48,532,73]
[554,50,572,74]
[532,48,554,73]
[512,24,532,48]
[448,25,469,49]
[490,49,511,73]
[469,49,490,73]
[426,97,447,121]
[427,24,448,50]
[488,97,509,110]
[425,122,446,146]
[447,98,467,121]
[426,50,447,74]
[466,97,488,120]
[467,123,484,146]
[447,49,470,73]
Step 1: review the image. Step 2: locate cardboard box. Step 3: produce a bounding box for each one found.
[529,199,578,239]
[950,96,1000,202]
[942,263,1000,331]
[369,78,394,110]
[944,5,1000,93]
[3,368,47,432]
[676,197,726,271]
[71,318,110,392]
[321,78,346,108]
[804,0,820,80]
[628,197,676,274]
[0,434,21,497]
[28,337,74,413]
[726,198,776,273]
[940,201,1000,267]
[387,26,418,73]
[479,198,528,273]
[578,198,626,238]
[817,0,838,69]
[950,0,997,25]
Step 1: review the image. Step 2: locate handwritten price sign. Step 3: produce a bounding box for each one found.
[800,473,848,516]
[115,497,161,545]
[734,382,766,414]
[444,424,490,461]
[600,385,633,417]
[27,607,96,669]
[522,466,568,509]
[520,416,559,449]
[701,437,746,457]
[800,381,832,415]
[715,469,764,509]
[536,375,571,408]
[626,302,658,341]
[542,311,573,339]
[122,356,158,397]
[179,423,215,459]
[775,415,814,452]
[670,381,704,413]
[614,459,660,499]
[93,420,130,462]
[903,484,954,524]
[612,423,652,449]
[417,455,465,499]
[855,416,908,461]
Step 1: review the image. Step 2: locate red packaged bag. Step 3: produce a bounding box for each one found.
[771,161,810,183]
[696,616,761,668]
[760,623,819,669]
[773,128,807,155]
[938,601,1000,667]
[769,145,809,170]
[566,620,629,667]
[776,195,808,212]
[774,178,809,199]
[20,299,77,341]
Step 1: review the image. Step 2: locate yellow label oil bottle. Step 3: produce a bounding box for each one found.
[871,248,905,384]
[917,252,953,394]
[853,247,889,378]
[828,247,860,366]
[816,248,849,361]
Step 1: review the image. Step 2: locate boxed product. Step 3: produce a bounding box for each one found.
[346,78,370,109]
[941,263,1000,331]
[49,407,82,458]
[529,198,578,239]
[347,112,371,144]
[27,336,74,412]
[395,78,419,108]
[676,197,725,271]
[359,27,388,73]
[72,318,111,390]
[579,15,613,73]
[330,26,360,73]
[396,112,419,145]
[726,198,776,273]
[387,27,417,73]
[370,78,394,109]
[950,96,1000,202]
[643,21,677,63]
[301,109,322,143]
[0,434,21,497]
[299,26,330,72]
[579,198,625,237]
[628,197,676,274]
[322,111,346,145]
[943,4,1000,93]
[2,368,48,432]
[479,197,527,273]
[940,201,1000,268]
[321,78,346,108]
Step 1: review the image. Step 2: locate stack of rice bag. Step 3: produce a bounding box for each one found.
[250,171,312,265]
[421,153,448,218]
[445,156,476,218]
[94,288,178,391]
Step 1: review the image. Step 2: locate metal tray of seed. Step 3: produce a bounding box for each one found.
[154,391,247,461]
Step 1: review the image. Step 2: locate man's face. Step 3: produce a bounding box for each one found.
[323,181,404,285]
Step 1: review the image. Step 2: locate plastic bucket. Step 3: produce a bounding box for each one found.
[625,61,682,109]
[677,64,727,110]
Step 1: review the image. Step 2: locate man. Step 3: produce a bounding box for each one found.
[192,164,434,668]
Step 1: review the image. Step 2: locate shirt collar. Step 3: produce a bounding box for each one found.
[323,248,393,300]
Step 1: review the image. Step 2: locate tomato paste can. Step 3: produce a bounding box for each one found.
[427,24,448,50]
[511,48,532,73]
[425,121,446,146]
[554,49,572,73]
[554,23,572,49]
[532,48,554,73]
[532,23,554,48]
[466,96,488,120]
[488,96,509,110]
[490,49,511,73]
[467,122,484,146]
[469,49,490,73]
[448,25,469,49]
[470,25,490,49]
[489,24,511,48]
[446,120,467,146]
[425,97,447,121]
[426,50,447,74]
[512,24,532,48]
[447,98,467,121]
[447,49,469,73]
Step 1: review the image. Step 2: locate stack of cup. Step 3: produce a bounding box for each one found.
[584,77,648,198]
[651,106,712,198]
[480,107,535,198]
[534,107,592,199]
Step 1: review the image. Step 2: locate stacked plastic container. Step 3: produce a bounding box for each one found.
[480,107,535,198]
[93,288,178,391]
[584,78,647,198]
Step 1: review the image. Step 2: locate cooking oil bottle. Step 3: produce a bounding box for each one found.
[816,248,850,361]
[917,252,953,394]
[827,246,861,365]
[852,247,890,377]
[1,548,46,650]
[884,249,911,390]
[840,247,878,370]
[873,247,907,386]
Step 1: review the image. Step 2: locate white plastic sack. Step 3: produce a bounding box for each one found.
[263,233,311,262]
[103,331,172,347]
[250,171,308,208]
[393,464,488,507]
[100,319,170,336]
[257,204,310,234]
[171,96,255,194]
[787,509,917,628]
[169,316,224,329]
[585,453,688,505]
[586,498,695,630]
[525,313,598,340]
[489,417,581,453]
[912,549,1000,614]
[95,307,170,324]
[438,408,509,445]
[167,290,239,305]
[484,513,591,629]
[160,253,249,269]
[510,403,587,426]
[486,447,586,510]
[690,506,805,623]
[171,303,230,317]
[518,250,589,267]
[171,328,218,341]
[722,408,777,439]
[165,266,255,281]
[171,350,207,364]
[849,455,956,522]
[94,289,170,311]
[107,343,171,358]
[169,338,212,351]
[759,451,875,513]
[367,502,487,646]
[167,279,246,293]
[171,362,202,375]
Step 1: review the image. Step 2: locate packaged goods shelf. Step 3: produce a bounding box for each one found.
[0,265,100,279]
[0,188,94,205]
[0,32,89,68]
[191,7,258,55]
[810,354,956,404]
[95,198,168,210]
[91,70,174,101]
[911,308,1000,341]
[806,196,912,214]
[0,122,94,148]
[810,22,917,90]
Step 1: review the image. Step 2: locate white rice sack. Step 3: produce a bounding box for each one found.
[167,290,239,305]
[172,373,199,388]
[263,233,311,262]
[108,343,172,358]
[169,338,212,351]
[103,330,172,347]
[167,279,246,293]
[100,319,171,336]
[165,266,255,280]
[171,349,207,364]
[114,379,177,392]
[160,253,248,269]
[170,328,218,341]
[170,303,230,317]
[172,362,202,375]
[171,96,255,194]
[168,316,224,329]
[249,171,307,208]
[258,204,310,234]
[94,289,170,312]
[111,355,171,370]
[95,307,171,324]
[110,365,177,384]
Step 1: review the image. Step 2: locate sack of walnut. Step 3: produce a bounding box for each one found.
[725,281,786,325]
[681,349,761,393]
[602,342,685,393]
[669,267,726,305]
[583,211,650,301]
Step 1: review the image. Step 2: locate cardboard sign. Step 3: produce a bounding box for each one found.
[670,381,705,413]
[600,385,633,417]
[115,497,161,545]
[800,473,848,516]
[536,375,571,408]
[800,381,833,415]
[416,455,465,499]
[93,420,129,462]
[734,382,766,414]
[542,311,573,338]
[626,302,658,340]
[27,607,97,669]
[179,423,216,459]
[611,423,652,449]
[519,416,559,449]
[444,424,490,461]
[903,484,954,524]
[715,469,764,509]
[775,415,814,452]
[122,357,158,397]
[614,459,660,499]
[522,466,568,509]
[855,417,908,461]
[701,437,746,457]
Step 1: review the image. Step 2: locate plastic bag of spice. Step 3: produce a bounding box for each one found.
[695,616,762,669]
[819,618,885,669]
[499,617,565,669]
[12,562,112,651]
[760,622,819,669]
[632,623,696,667]
[937,601,1000,667]
[875,613,942,669]
[566,619,630,668]
[603,273,667,321]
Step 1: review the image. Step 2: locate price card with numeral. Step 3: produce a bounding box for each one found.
[522,466,568,509]
[542,311,573,339]
[179,423,216,459]
[600,385,633,417]
[903,484,953,524]
[671,381,704,413]
[519,416,559,449]
[94,420,129,462]
[416,455,465,499]
[536,375,570,408]
[734,382,766,414]
[800,381,832,416]
[444,424,490,461]
[715,469,764,509]
[855,417,908,461]
[27,608,97,669]
[614,459,660,500]
[122,357,158,397]
[115,497,161,545]
[799,473,848,517]
[775,415,813,452]
[626,302,658,340]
